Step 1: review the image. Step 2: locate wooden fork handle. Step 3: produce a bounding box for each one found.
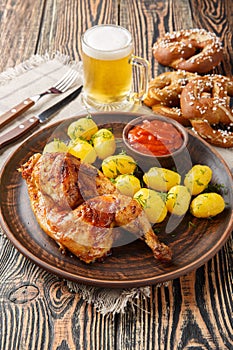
[0,98,35,129]
[0,116,40,149]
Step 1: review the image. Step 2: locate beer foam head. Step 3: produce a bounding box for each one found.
[82,25,133,60]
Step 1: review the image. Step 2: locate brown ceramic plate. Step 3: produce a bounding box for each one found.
[0,112,232,287]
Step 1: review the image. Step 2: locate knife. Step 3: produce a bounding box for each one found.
[0,85,83,150]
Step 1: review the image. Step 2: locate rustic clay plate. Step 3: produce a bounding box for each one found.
[0,112,232,287]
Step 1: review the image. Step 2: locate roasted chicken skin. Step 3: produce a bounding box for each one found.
[20,152,172,263]
[26,152,118,210]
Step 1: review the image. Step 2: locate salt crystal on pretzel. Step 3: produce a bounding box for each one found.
[180,74,233,148]
[143,70,198,126]
[153,29,223,73]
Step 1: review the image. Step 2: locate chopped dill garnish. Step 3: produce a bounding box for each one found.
[204,182,227,195]
[188,221,196,228]
[153,227,160,235]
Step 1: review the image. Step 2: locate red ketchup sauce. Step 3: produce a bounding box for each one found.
[127,119,183,156]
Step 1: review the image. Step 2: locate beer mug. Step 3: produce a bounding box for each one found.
[81,24,149,111]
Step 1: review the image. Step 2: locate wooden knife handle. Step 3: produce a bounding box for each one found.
[0,98,35,129]
[0,117,40,149]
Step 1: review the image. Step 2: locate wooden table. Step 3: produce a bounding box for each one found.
[0,1,232,349]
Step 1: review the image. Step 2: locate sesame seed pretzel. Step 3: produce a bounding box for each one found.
[180,75,233,147]
[153,29,223,74]
[143,70,198,126]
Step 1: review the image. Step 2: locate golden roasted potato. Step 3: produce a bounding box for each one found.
[134,188,167,223]
[190,193,225,218]
[43,139,68,153]
[67,117,98,141]
[101,154,137,178]
[92,128,116,159]
[184,165,212,195]
[68,139,97,164]
[143,167,181,192]
[166,185,191,216]
[115,174,141,197]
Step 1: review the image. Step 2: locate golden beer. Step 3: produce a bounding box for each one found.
[82,51,132,103]
[81,25,148,110]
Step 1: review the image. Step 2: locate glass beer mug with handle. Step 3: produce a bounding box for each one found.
[81,24,149,111]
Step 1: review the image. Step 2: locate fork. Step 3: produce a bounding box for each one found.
[0,68,79,129]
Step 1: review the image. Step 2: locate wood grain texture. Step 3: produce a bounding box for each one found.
[0,0,45,70]
[188,0,233,76]
[0,236,116,350]
[0,0,232,349]
[117,241,233,349]
[36,0,119,63]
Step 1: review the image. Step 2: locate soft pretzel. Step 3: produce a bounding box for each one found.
[143,70,198,126]
[180,75,233,123]
[153,29,223,73]
[190,119,233,148]
[180,75,233,147]
[151,105,189,126]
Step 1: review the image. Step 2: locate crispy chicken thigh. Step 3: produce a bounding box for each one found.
[32,152,118,209]
[20,152,172,263]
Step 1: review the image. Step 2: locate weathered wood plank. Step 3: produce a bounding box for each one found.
[0,236,116,350]
[116,239,233,349]
[119,0,194,78]
[0,0,46,70]
[188,0,233,76]
[36,0,119,62]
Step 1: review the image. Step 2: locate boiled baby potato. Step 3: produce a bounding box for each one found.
[43,139,68,153]
[134,188,167,223]
[143,167,181,192]
[166,185,191,216]
[101,154,137,179]
[184,164,212,195]
[67,117,98,141]
[92,128,116,159]
[190,193,225,218]
[115,174,141,197]
[68,139,97,164]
